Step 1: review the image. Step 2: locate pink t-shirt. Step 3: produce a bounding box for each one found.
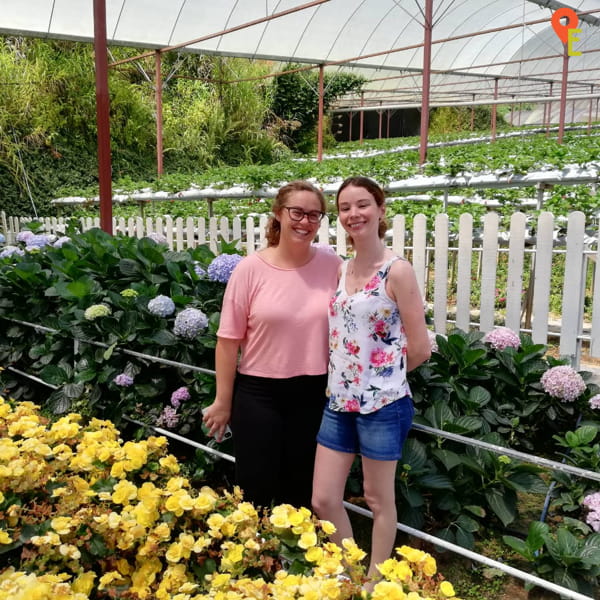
[217,246,342,378]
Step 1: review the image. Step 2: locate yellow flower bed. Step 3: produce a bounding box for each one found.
[0,396,459,599]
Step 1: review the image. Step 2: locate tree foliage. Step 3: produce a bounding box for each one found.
[271,64,365,153]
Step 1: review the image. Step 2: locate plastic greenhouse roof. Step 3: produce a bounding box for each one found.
[1,0,600,108]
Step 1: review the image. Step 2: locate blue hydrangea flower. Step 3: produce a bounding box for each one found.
[0,245,24,259]
[148,295,176,317]
[173,307,208,339]
[0,233,5,244]
[53,236,71,248]
[194,262,207,278]
[207,253,243,283]
[16,231,34,244]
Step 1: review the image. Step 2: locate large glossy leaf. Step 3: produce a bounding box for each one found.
[484,487,517,526]
[431,448,463,470]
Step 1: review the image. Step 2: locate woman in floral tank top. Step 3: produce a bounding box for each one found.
[312,177,431,588]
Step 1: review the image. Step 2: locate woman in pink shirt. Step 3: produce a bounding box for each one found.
[202,180,341,509]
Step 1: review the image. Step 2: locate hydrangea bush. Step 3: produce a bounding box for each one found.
[0,227,240,442]
[0,397,459,600]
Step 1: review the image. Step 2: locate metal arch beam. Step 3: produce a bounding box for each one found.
[527,0,600,28]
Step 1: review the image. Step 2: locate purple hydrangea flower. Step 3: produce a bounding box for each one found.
[483,327,520,351]
[170,386,191,408]
[25,234,51,249]
[207,254,243,283]
[157,406,179,428]
[173,307,209,339]
[146,232,167,245]
[589,394,600,410]
[583,492,600,532]
[0,245,24,259]
[540,365,586,402]
[148,295,176,317]
[16,231,34,244]
[114,373,134,387]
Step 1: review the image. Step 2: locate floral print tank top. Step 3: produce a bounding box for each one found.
[326,257,411,414]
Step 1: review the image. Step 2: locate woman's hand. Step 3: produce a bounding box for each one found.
[202,402,231,442]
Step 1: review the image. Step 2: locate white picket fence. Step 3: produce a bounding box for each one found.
[1,210,598,364]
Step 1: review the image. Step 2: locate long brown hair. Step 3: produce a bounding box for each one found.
[336,176,388,243]
[264,180,326,247]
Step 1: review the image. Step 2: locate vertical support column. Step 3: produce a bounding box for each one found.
[348,111,353,142]
[470,94,475,130]
[558,44,569,144]
[588,85,594,133]
[419,0,433,166]
[155,50,164,176]
[378,102,383,139]
[546,82,553,136]
[386,109,391,138]
[491,78,499,142]
[359,92,364,144]
[93,0,113,235]
[317,64,324,162]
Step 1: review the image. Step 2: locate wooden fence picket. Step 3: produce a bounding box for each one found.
[455,213,473,332]
[1,209,598,364]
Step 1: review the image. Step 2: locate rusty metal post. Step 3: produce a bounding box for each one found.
[418,0,433,165]
[93,0,112,234]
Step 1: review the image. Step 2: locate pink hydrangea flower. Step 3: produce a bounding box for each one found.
[483,327,520,351]
[540,365,586,402]
[157,406,179,428]
[583,492,600,532]
[589,394,600,410]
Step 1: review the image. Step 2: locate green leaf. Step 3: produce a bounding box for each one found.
[103,342,117,360]
[89,533,110,557]
[432,448,463,470]
[484,487,517,527]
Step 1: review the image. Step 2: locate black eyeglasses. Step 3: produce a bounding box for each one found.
[283,206,326,224]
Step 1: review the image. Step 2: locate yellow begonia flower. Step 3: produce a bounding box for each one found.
[130,557,162,598]
[0,529,12,544]
[111,480,138,505]
[159,454,180,473]
[98,571,126,589]
[72,571,96,595]
[305,546,324,564]
[371,580,407,600]
[165,489,195,516]
[166,542,185,563]
[298,530,318,549]
[342,538,367,563]
[51,516,74,535]
[440,581,456,597]
[194,491,218,513]
[58,543,81,560]
[423,555,437,577]
[320,520,337,535]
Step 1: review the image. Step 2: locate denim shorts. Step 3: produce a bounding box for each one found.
[316,396,414,461]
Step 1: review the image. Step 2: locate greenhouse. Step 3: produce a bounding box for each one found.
[0,2,600,599]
